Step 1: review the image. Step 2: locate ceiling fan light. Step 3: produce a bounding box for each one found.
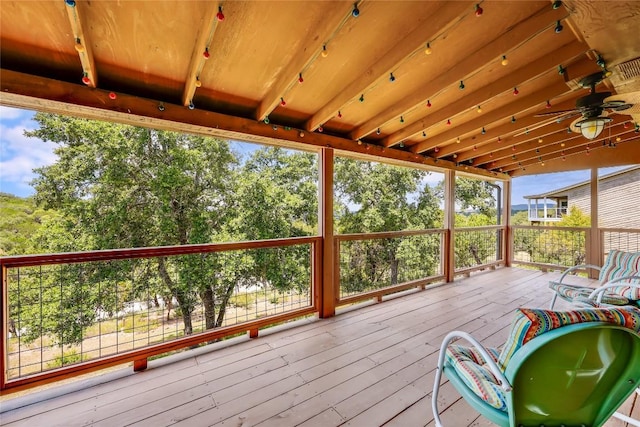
[575,116,611,139]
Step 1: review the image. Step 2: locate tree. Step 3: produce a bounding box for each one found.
[532,206,590,266]
[21,114,237,342]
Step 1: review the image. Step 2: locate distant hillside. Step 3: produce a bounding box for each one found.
[511,204,528,214]
[0,193,55,255]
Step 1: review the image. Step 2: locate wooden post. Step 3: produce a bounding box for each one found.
[249,328,259,338]
[588,167,601,278]
[319,148,335,318]
[1,265,7,390]
[133,358,148,372]
[444,170,456,282]
[504,179,513,267]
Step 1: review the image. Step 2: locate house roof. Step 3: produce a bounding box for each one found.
[1,1,640,179]
[523,164,640,199]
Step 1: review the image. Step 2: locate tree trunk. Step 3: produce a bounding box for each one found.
[201,286,217,330]
[157,257,193,335]
[215,282,236,328]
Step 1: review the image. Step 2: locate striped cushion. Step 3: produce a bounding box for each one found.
[445,345,506,411]
[497,307,640,370]
[548,281,630,305]
[599,250,640,299]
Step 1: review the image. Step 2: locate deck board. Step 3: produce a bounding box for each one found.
[0,267,636,427]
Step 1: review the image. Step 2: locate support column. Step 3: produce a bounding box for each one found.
[444,170,456,282]
[319,148,335,318]
[588,167,601,278]
[504,179,513,267]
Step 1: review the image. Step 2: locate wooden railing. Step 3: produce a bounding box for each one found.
[334,229,446,306]
[511,225,589,271]
[0,237,321,392]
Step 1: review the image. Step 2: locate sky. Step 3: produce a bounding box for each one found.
[0,106,630,204]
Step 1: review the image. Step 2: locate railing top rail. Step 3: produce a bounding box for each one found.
[0,236,321,268]
[454,225,504,232]
[511,225,589,231]
[335,228,445,242]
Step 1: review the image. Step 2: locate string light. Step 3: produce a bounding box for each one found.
[554,20,563,33]
[81,73,91,85]
[352,2,360,17]
[389,73,396,82]
[338,111,342,118]
[108,92,117,100]
[400,116,404,123]
[264,116,270,124]
[497,137,502,142]
[422,131,427,137]
[195,78,202,87]
[158,103,165,112]
[477,105,482,113]
[474,4,483,16]
[538,138,543,143]
[561,142,566,147]
[513,87,519,96]
[489,152,494,157]
[446,119,451,126]
[321,45,328,58]
[426,100,432,108]
[216,6,225,21]
[624,122,630,129]
[525,128,529,134]
[280,97,286,106]
[512,145,516,151]
[558,65,566,75]
[399,141,405,148]
[459,80,465,90]
[203,48,210,59]
[424,43,432,55]
[434,147,440,153]
[456,137,460,143]
[453,153,457,159]
[318,125,324,133]
[188,101,195,110]
[74,39,85,53]
[552,1,562,9]
[359,94,364,103]
[65,0,76,6]
[546,100,552,109]
[298,73,304,83]
[376,128,381,135]
[596,55,606,68]
[511,116,516,123]
[473,145,478,151]
[501,55,508,66]
[299,131,305,137]
[481,127,486,135]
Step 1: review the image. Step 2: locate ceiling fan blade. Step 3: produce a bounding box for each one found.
[554,111,583,123]
[534,108,579,117]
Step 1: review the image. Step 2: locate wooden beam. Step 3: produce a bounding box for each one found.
[350,5,568,141]
[412,57,599,154]
[305,1,474,132]
[492,119,632,171]
[256,2,354,122]
[503,179,512,267]
[383,41,587,147]
[320,148,335,318]
[0,68,509,181]
[182,2,222,107]
[456,98,583,163]
[65,0,98,88]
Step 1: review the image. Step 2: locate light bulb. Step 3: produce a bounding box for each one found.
[424,43,432,55]
[501,55,508,66]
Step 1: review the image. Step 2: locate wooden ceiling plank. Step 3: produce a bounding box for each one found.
[383,41,587,147]
[255,3,354,122]
[181,3,222,107]
[498,123,634,171]
[413,57,599,155]
[0,68,507,181]
[65,0,98,88]
[304,1,474,132]
[350,5,568,141]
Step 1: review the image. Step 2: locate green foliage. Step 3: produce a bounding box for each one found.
[529,206,590,267]
[511,211,530,226]
[0,193,59,255]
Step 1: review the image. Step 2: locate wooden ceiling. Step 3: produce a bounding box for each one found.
[1,0,639,180]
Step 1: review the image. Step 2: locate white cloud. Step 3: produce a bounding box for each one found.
[0,120,57,191]
[0,106,32,121]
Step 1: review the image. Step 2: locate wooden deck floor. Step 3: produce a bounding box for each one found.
[1,267,638,426]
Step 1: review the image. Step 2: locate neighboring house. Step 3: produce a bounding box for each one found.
[523,166,640,228]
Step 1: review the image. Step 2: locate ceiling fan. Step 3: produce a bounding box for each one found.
[536,71,635,139]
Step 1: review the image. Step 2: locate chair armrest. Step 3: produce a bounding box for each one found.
[557,264,601,285]
[437,330,512,392]
[588,275,640,303]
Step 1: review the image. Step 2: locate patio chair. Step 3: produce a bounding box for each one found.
[431,307,640,427]
[549,249,640,309]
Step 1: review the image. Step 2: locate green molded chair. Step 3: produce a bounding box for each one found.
[432,307,640,427]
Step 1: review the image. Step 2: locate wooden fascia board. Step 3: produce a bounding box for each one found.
[65,0,98,88]
[0,69,508,181]
[349,5,568,141]
[255,2,354,122]
[383,40,587,148]
[305,1,474,132]
[182,2,222,107]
